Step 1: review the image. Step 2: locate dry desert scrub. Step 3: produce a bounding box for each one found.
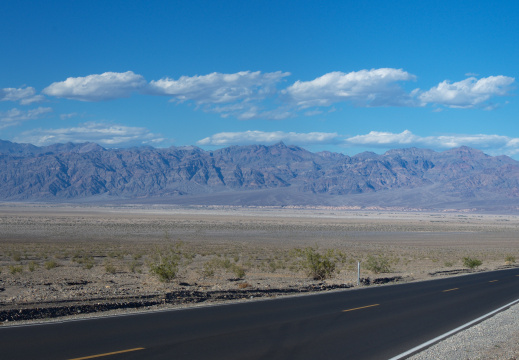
[1,205,519,314]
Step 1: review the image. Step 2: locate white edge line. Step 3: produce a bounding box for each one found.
[388,298,519,360]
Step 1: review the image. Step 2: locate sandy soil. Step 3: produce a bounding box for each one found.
[1,203,518,323]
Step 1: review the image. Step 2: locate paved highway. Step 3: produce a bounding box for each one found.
[1,268,519,360]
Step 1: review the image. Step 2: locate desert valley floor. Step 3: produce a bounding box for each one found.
[1,203,518,323]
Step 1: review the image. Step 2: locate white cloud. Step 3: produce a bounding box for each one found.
[148,71,291,120]
[43,71,147,101]
[15,121,165,147]
[148,71,290,103]
[346,130,420,146]
[197,130,339,146]
[0,107,53,129]
[198,129,519,157]
[283,68,418,108]
[344,130,519,155]
[0,87,45,105]
[419,76,515,108]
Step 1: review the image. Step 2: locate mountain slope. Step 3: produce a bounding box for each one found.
[1,140,519,211]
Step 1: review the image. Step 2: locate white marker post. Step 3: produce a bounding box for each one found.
[357,261,361,285]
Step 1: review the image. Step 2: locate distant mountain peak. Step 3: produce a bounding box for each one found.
[441,146,488,160]
[1,139,518,211]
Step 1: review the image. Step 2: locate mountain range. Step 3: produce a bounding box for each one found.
[2,139,519,212]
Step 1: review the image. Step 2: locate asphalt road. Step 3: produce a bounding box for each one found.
[2,268,519,360]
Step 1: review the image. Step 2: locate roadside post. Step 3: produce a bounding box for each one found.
[357,261,361,285]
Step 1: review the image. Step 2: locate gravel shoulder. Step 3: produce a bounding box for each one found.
[408,302,519,360]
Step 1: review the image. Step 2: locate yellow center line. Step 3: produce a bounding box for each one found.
[489,280,499,283]
[342,304,380,312]
[442,288,459,292]
[68,347,145,360]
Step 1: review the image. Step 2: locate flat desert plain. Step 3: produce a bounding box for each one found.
[1,203,518,322]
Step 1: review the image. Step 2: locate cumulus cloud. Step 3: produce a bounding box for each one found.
[344,130,519,154]
[38,69,516,120]
[419,76,515,108]
[148,71,291,119]
[197,130,339,146]
[0,107,53,129]
[0,87,45,105]
[15,122,165,147]
[283,68,418,108]
[43,71,147,101]
[346,130,421,146]
[148,71,289,103]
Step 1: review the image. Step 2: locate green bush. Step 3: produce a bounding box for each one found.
[83,256,95,270]
[9,265,23,274]
[364,255,392,274]
[104,260,117,274]
[148,246,182,282]
[201,257,246,279]
[73,252,95,269]
[505,255,516,264]
[28,261,38,272]
[297,247,337,280]
[44,260,58,270]
[231,264,246,279]
[463,257,482,270]
[201,261,215,277]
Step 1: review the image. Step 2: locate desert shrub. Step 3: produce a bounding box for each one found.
[9,265,23,274]
[12,252,21,262]
[201,262,215,277]
[232,264,246,279]
[72,252,95,269]
[44,260,58,270]
[444,261,454,267]
[296,247,338,280]
[505,255,516,264]
[201,257,246,279]
[364,255,392,274]
[83,256,95,269]
[148,246,183,282]
[463,257,482,270]
[71,251,82,263]
[104,260,117,274]
[28,261,38,272]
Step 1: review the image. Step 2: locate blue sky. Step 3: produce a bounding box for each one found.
[1,1,519,157]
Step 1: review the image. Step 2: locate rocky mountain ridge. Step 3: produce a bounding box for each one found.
[2,139,519,211]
